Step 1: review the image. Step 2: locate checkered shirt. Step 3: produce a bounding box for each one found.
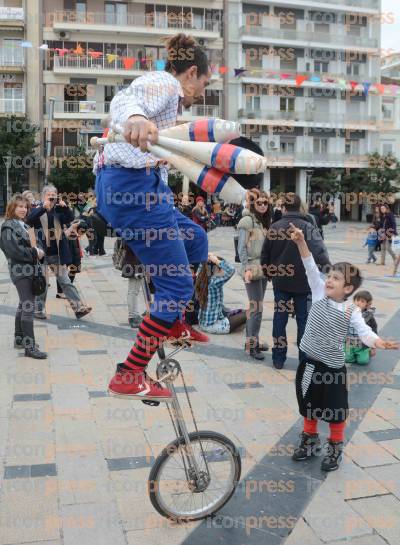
[198,260,236,327]
[93,71,184,180]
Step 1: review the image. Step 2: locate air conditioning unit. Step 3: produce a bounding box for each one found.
[267,139,279,150]
[58,31,71,40]
[198,39,206,46]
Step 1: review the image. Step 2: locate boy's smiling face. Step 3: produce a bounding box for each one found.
[325,269,355,302]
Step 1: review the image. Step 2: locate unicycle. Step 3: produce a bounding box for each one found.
[141,280,242,521]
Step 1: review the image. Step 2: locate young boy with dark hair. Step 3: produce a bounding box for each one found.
[289,223,398,471]
[346,290,378,365]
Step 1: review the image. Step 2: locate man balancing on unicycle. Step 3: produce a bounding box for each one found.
[94,34,218,402]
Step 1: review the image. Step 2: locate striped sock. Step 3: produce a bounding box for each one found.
[329,421,346,443]
[122,315,173,372]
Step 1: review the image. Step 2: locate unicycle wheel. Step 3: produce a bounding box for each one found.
[148,430,241,521]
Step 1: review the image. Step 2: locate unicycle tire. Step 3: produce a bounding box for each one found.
[148,430,241,521]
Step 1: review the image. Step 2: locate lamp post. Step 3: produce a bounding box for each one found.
[305,168,314,205]
[3,155,12,205]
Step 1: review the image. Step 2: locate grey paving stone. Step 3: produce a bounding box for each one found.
[78,349,108,355]
[106,456,155,471]
[13,393,51,402]
[89,390,109,398]
[30,463,57,477]
[4,465,31,479]
[366,428,400,442]
[228,382,264,390]
[173,385,196,394]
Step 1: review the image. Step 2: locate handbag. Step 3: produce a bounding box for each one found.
[112,238,127,271]
[32,260,47,296]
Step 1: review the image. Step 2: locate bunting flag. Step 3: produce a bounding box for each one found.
[295,75,307,86]
[74,43,84,55]
[55,48,68,57]
[39,44,49,50]
[106,54,119,64]
[375,84,385,94]
[219,66,228,74]
[155,59,166,71]
[234,68,247,77]
[281,73,291,79]
[21,41,33,48]
[350,81,358,91]
[88,51,102,59]
[363,82,371,96]
[310,75,321,82]
[122,57,135,70]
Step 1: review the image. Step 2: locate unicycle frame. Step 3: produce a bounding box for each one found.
[141,278,208,486]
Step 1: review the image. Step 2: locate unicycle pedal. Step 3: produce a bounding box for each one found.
[142,400,160,407]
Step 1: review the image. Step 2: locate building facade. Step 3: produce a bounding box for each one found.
[224,0,382,216]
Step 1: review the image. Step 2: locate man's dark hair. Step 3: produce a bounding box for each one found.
[164,34,209,76]
[354,290,372,303]
[283,193,301,212]
[228,137,264,189]
[331,262,362,298]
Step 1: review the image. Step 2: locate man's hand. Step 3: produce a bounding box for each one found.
[124,116,158,152]
[208,253,221,266]
[289,222,305,244]
[57,199,67,207]
[375,338,400,350]
[244,270,253,283]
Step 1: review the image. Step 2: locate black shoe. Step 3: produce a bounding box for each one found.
[128,315,142,328]
[273,360,285,369]
[249,347,265,361]
[56,293,66,299]
[75,306,92,319]
[321,440,343,472]
[292,432,321,461]
[25,346,48,359]
[14,336,23,348]
[34,312,47,320]
[258,342,269,351]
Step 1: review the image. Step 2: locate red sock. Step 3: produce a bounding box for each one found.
[329,421,346,443]
[123,315,172,372]
[304,417,318,435]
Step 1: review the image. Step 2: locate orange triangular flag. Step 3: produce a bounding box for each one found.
[295,75,307,86]
[122,57,135,70]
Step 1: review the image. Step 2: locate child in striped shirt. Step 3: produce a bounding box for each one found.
[289,223,398,471]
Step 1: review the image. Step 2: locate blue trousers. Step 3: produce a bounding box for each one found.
[272,288,310,364]
[96,166,208,322]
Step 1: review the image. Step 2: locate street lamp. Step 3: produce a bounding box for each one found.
[305,168,314,204]
[3,155,12,205]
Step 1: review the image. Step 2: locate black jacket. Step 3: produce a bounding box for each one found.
[0,220,40,282]
[26,204,74,265]
[260,212,331,294]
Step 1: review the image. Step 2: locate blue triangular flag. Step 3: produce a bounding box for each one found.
[363,82,371,96]
[234,68,247,77]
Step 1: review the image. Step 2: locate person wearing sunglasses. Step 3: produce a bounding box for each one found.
[237,189,271,360]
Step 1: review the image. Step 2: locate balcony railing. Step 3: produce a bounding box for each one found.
[180,105,222,118]
[50,10,220,33]
[309,0,379,7]
[240,26,379,48]
[53,101,111,115]
[241,67,378,84]
[53,55,221,77]
[0,98,25,114]
[263,151,369,166]
[0,49,24,67]
[0,7,24,21]
[239,109,377,125]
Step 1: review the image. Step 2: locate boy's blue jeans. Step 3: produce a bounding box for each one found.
[96,166,208,322]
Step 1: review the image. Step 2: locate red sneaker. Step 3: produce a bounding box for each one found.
[167,320,209,343]
[108,365,172,401]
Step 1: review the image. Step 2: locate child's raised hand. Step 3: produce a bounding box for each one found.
[289,223,304,243]
[375,338,400,350]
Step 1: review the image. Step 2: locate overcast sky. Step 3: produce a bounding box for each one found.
[382,0,400,55]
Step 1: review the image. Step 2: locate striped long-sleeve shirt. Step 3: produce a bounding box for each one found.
[299,255,379,368]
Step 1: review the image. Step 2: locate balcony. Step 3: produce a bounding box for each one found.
[0,7,24,26]
[263,151,369,168]
[0,98,25,115]
[240,26,379,50]
[52,55,221,80]
[239,109,377,130]
[51,100,111,119]
[245,0,379,13]
[240,67,378,85]
[179,104,222,121]
[0,48,25,71]
[50,10,221,39]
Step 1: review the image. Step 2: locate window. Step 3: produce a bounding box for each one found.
[382,103,394,119]
[105,2,128,25]
[281,57,297,71]
[313,138,328,154]
[382,142,394,155]
[3,39,23,64]
[314,61,329,73]
[3,83,23,113]
[345,139,360,155]
[76,1,86,22]
[346,63,360,76]
[280,138,295,153]
[246,95,260,112]
[280,97,295,111]
[315,22,329,34]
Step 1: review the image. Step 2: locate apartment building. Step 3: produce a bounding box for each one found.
[41,0,224,158]
[224,0,382,214]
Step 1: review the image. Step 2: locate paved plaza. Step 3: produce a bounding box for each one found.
[0,221,399,545]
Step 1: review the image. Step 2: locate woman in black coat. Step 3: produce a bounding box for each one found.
[378,204,398,266]
[0,194,47,359]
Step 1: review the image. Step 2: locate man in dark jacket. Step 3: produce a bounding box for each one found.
[27,185,91,319]
[261,193,331,369]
